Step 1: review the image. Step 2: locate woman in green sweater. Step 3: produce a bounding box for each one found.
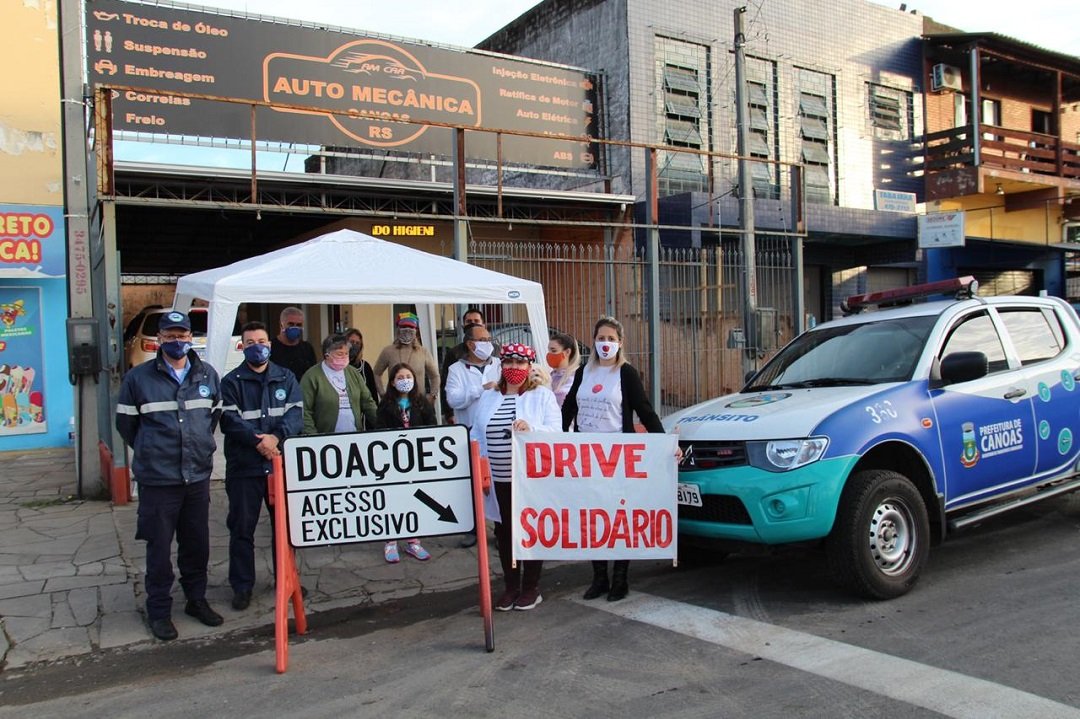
[300,334,377,435]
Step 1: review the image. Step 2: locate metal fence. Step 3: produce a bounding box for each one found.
[464,236,795,413]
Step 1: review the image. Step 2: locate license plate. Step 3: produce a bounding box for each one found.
[677,482,702,507]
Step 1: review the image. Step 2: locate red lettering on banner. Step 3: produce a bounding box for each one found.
[526,443,551,478]
[591,443,621,477]
[519,506,673,549]
[624,444,646,478]
[553,443,578,477]
[521,507,539,547]
[526,441,649,479]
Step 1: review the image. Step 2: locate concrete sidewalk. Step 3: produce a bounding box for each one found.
[0,447,494,671]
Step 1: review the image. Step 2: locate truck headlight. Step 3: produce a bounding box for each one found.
[747,438,829,472]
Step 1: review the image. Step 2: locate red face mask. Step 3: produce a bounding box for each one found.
[502,367,529,386]
[546,351,565,369]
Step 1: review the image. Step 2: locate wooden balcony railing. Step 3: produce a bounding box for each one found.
[925,125,1080,181]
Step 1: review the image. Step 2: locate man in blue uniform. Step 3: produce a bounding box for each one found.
[116,310,224,641]
[219,321,303,611]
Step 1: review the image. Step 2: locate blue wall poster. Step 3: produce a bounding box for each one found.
[0,286,47,435]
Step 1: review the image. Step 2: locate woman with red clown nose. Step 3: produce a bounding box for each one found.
[561,316,666,601]
[470,342,561,611]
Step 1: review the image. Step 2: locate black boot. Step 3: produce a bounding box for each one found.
[607,561,629,601]
[582,561,609,600]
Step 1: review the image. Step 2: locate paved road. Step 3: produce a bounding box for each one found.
[2,491,1078,718]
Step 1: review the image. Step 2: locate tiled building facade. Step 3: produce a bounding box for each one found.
[479,0,929,320]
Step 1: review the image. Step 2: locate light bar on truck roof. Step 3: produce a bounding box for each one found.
[841,276,978,315]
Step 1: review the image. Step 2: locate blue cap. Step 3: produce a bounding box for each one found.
[159,310,191,332]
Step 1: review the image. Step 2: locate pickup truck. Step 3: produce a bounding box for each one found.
[664,278,1080,598]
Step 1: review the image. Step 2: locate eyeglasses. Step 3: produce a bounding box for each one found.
[326,350,350,360]
[160,333,192,342]
[471,336,493,343]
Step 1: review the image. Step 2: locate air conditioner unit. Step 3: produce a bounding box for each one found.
[931,63,962,92]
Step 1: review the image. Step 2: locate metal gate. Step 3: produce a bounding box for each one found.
[468,236,795,412]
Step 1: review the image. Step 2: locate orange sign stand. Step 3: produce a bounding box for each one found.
[471,440,495,652]
[270,438,494,671]
[269,454,307,674]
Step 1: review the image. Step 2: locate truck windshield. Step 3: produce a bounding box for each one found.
[746,315,936,390]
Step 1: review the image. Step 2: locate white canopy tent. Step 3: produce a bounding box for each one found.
[172,228,549,374]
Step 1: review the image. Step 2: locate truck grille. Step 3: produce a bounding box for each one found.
[679,495,753,525]
[678,440,746,470]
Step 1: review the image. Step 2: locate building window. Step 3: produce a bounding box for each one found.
[663,65,700,93]
[746,59,777,199]
[797,68,835,205]
[867,83,912,140]
[666,93,701,119]
[656,37,710,195]
[665,118,704,147]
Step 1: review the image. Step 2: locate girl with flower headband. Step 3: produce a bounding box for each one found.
[470,342,561,611]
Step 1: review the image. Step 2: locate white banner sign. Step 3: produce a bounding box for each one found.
[281,425,475,547]
[511,432,678,561]
[918,211,966,248]
[874,189,917,213]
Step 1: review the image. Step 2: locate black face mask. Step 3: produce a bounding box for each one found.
[348,344,361,363]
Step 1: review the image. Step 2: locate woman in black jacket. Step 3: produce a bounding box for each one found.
[561,316,664,601]
[344,327,380,403]
[375,363,437,563]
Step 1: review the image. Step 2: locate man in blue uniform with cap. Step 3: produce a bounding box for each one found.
[116,310,224,641]
[219,320,303,611]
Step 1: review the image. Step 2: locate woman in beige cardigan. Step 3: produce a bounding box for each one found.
[372,312,440,406]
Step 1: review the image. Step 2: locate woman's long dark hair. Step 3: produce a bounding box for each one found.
[377,362,434,429]
[382,362,423,405]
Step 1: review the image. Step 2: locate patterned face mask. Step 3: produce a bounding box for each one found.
[394,377,415,393]
[502,366,529,385]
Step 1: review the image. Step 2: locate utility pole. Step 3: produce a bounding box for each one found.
[733,6,758,378]
[59,0,102,497]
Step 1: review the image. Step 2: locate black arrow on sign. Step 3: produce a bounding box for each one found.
[414,489,458,523]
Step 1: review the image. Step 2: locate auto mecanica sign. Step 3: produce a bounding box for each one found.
[85,0,599,169]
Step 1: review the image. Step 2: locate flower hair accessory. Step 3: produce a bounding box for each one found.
[500,342,536,362]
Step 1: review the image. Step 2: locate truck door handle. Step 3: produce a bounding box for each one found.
[1003,388,1026,399]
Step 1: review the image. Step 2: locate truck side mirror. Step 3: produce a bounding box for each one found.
[940,351,988,385]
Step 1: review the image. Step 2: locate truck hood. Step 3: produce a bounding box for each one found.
[663,385,898,441]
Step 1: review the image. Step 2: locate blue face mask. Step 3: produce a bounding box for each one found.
[161,340,191,360]
[243,343,271,366]
[284,326,303,342]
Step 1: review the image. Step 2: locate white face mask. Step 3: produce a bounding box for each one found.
[472,341,494,361]
[595,340,620,361]
[394,377,415,393]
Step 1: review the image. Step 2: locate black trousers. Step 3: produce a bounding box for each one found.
[225,473,274,594]
[135,481,211,621]
[493,481,542,592]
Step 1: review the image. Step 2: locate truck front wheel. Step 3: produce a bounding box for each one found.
[826,469,930,599]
